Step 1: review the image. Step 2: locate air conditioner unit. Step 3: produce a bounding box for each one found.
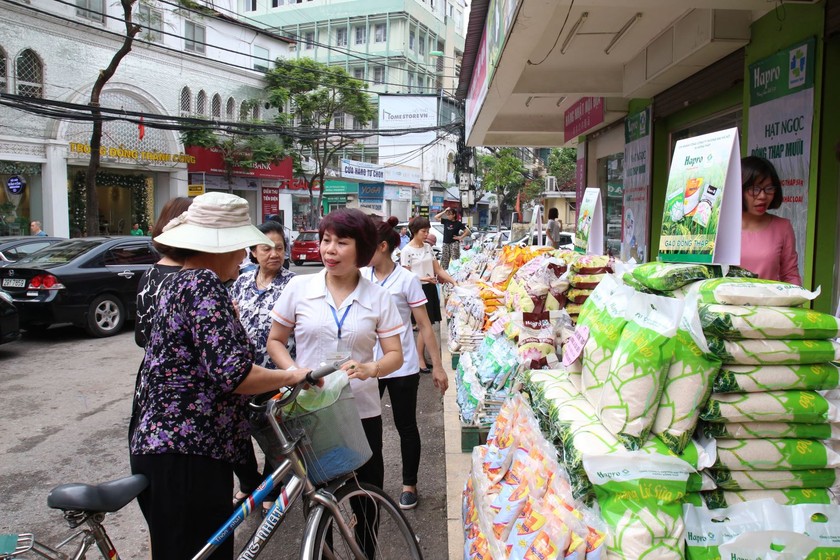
[545,176,558,192]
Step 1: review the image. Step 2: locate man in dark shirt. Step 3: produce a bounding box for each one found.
[434,207,470,270]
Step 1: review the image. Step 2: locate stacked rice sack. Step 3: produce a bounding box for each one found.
[565,255,614,322]
[686,277,840,509]
[446,284,486,353]
[456,335,519,427]
[462,394,606,559]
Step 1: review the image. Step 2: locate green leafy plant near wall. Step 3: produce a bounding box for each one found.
[71,171,149,235]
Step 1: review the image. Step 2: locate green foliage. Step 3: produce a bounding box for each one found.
[478,148,527,211]
[265,58,375,227]
[546,147,576,188]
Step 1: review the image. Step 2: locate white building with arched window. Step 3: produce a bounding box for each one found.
[0,0,292,237]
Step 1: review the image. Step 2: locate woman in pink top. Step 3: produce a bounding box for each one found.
[740,156,802,285]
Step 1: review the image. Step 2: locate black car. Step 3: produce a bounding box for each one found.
[0,289,20,345]
[0,237,158,337]
[0,236,65,263]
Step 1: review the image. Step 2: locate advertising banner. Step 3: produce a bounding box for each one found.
[358,182,384,201]
[564,97,605,140]
[575,188,604,254]
[185,146,293,180]
[378,95,438,145]
[261,187,280,216]
[341,159,385,182]
[622,107,652,263]
[465,32,489,141]
[575,142,586,221]
[747,38,815,276]
[658,128,742,265]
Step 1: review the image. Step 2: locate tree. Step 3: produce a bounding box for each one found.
[265,58,375,228]
[181,128,288,189]
[546,147,577,189]
[85,0,141,237]
[477,148,526,227]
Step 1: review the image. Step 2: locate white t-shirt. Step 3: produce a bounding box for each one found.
[360,264,427,378]
[400,242,435,281]
[271,269,405,418]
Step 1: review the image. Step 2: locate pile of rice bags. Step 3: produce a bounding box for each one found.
[693,277,840,509]
[446,284,486,353]
[455,335,519,427]
[566,255,614,321]
[463,394,606,559]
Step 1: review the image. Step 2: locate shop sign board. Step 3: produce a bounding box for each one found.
[622,107,652,263]
[417,205,430,218]
[465,32,489,141]
[6,175,25,194]
[486,0,522,84]
[575,188,604,254]
[378,95,437,145]
[575,142,586,219]
[69,142,196,166]
[359,183,384,201]
[360,201,384,214]
[747,38,815,277]
[187,184,205,197]
[185,146,293,180]
[658,128,742,265]
[341,159,385,182]
[564,98,605,140]
[262,187,280,216]
[322,181,358,195]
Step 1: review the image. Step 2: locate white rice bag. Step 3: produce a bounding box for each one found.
[689,277,821,307]
[713,363,840,393]
[701,390,840,424]
[699,304,840,340]
[708,338,840,365]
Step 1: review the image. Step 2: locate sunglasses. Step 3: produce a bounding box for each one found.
[745,184,778,197]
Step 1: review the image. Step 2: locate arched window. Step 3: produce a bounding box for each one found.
[16,49,43,98]
[180,86,191,116]
[252,104,260,120]
[211,94,221,118]
[0,48,6,93]
[240,100,250,121]
[226,97,236,120]
[196,90,207,115]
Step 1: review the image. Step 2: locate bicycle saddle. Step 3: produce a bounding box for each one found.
[47,475,148,513]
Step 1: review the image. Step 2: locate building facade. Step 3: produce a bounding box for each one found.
[0,0,293,237]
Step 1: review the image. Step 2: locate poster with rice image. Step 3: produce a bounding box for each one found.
[658,128,742,264]
[574,187,604,254]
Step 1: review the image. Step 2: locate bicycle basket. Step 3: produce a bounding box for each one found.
[251,384,372,485]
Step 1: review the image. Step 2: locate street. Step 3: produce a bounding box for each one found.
[0,262,449,559]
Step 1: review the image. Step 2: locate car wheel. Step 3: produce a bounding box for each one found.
[86,294,125,337]
[294,260,304,266]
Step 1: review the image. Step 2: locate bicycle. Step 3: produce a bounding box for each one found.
[1,360,424,560]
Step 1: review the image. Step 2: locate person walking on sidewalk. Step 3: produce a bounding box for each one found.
[434,207,470,270]
[362,216,448,511]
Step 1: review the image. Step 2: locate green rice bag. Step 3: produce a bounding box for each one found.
[702,487,835,509]
[578,275,632,409]
[709,468,840,490]
[713,438,840,471]
[707,338,840,365]
[713,363,840,393]
[701,390,840,424]
[631,261,716,291]
[583,454,691,560]
[699,304,840,340]
[683,492,704,507]
[653,292,721,453]
[690,277,821,307]
[701,420,840,440]
[687,471,717,492]
[598,293,683,449]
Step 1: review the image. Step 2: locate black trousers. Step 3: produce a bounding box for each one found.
[130,453,234,560]
[379,374,421,487]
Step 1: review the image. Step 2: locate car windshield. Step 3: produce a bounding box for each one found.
[298,232,318,242]
[15,240,100,265]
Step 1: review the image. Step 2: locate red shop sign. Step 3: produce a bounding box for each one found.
[564,97,605,140]
[262,187,280,215]
[186,146,294,181]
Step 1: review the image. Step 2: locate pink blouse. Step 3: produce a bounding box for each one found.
[740,215,802,285]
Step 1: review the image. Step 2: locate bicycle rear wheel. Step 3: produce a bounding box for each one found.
[307,481,423,560]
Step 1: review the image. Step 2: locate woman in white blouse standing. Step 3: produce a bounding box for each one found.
[266,209,404,519]
[361,216,448,511]
[399,216,454,373]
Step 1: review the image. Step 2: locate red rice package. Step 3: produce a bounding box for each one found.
[571,255,614,275]
[569,273,606,290]
[567,289,594,304]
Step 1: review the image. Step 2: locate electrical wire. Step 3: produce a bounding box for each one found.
[527,0,574,66]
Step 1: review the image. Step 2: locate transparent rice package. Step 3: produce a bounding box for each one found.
[688,277,821,307]
[702,487,836,509]
[719,530,839,560]
[476,335,520,387]
[709,468,840,491]
[712,437,840,471]
[701,420,840,440]
[583,453,692,560]
[653,291,721,453]
[701,390,840,424]
[712,363,840,393]
[699,303,840,340]
[707,338,840,365]
[598,292,683,449]
[683,498,784,560]
[577,275,633,409]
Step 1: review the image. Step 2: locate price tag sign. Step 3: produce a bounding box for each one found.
[562,325,589,367]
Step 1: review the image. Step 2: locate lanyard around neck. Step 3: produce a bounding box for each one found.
[370,265,396,287]
[329,303,352,340]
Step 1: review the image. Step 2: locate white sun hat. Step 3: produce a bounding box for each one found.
[153,192,274,253]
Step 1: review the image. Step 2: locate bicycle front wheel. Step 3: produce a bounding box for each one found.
[305,481,423,560]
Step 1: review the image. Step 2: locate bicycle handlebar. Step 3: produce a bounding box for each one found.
[248,358,351,411]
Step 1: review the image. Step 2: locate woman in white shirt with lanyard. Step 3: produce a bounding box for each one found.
[361,216,448,511]
[266,210,404,523]
[400,216,454,373]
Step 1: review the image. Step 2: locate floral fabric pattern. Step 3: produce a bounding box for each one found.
[130,268,255,464]
[229,267,296,367]
[134,263,181,347]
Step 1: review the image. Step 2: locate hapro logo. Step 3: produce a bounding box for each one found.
[789,45,807,89]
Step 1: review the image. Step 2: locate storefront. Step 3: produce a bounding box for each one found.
[321,180,359,214]
[1,162,42,236]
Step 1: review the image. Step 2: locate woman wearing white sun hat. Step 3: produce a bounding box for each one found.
[128,192,313,560]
